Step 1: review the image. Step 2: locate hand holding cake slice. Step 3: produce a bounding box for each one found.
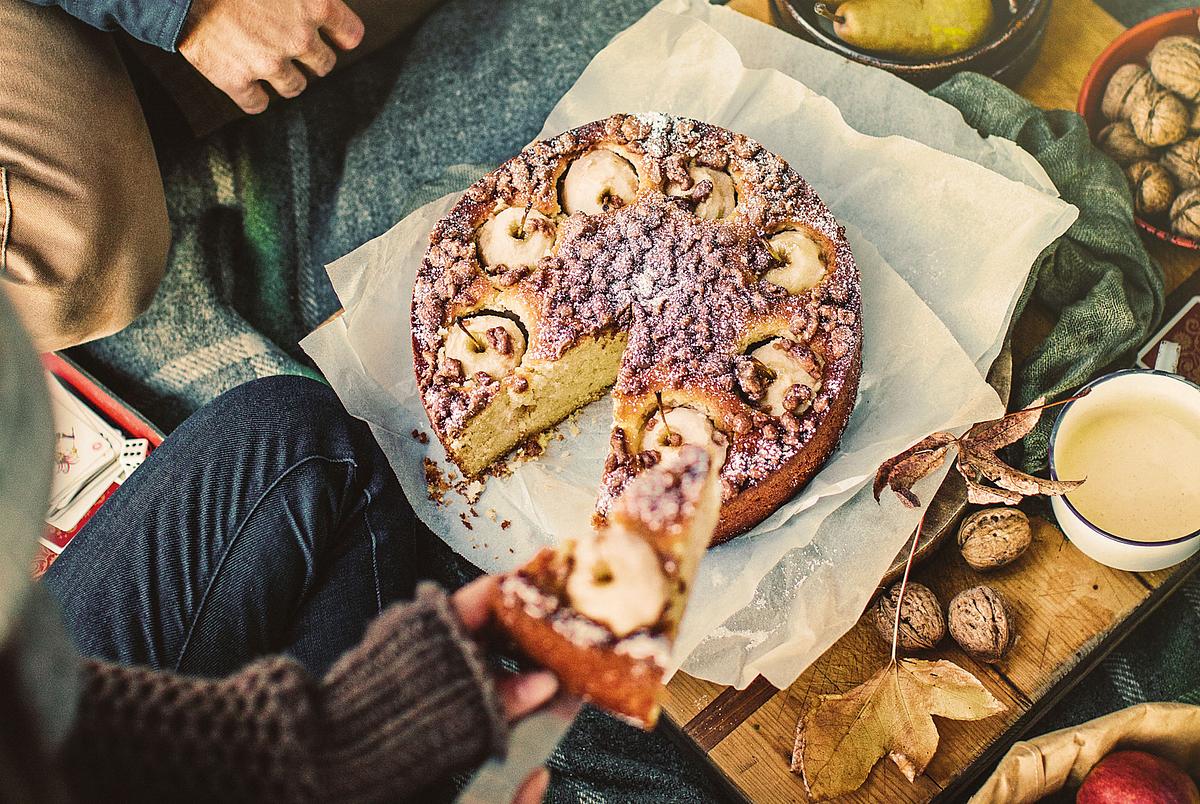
[493,445,721,729]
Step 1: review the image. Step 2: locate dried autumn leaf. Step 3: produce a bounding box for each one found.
[959,396,1046,453]
[792,658,1005,800]
[872,432,957,507]
[962,451,1084,498]
[875,394,1088,510]
[961,471,1025,506]
[956,396,1084,506]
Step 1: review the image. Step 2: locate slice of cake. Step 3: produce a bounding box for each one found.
[493,445,720,728]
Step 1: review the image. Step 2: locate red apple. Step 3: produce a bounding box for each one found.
[1078,749,1200,804]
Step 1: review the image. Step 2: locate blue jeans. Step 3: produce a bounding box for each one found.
[43,375,416,677]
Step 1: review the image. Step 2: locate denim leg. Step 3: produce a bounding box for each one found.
[43,375,415,677]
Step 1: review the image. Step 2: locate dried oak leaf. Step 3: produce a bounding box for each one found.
[872,432,956,508]
[873,396,1086,509]
[956,397,1083,506]
[792,658,1005,800]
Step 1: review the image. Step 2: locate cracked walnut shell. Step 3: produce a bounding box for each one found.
[872,582,945,651]
[957,507,1032,571]
[1149,36,1200,102]
[948,585,1014,663]
[1102,64,1155,121]
[1131,90,1190,147]
[1097,121,1155,165]
[1126,160,1176,217]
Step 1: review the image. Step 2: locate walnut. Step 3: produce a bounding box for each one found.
[609,427,629,457]
[958,507,1032,571]
[1126,160,1176,217]
[437,356,464,382]
[1131,90,1190,147]
[872,582,945,651]
[1162,136,1200,188]
[1171,186,1200,237]
[948,585,1014,663]
[1102,64,1155,121]
[783,383,814,412]
[734,355,773,402]
[485,325,513,356]
[1097,121,1155,164]
[1149,36,1200,102]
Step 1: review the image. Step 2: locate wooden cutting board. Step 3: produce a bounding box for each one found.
[659,1,1200,801]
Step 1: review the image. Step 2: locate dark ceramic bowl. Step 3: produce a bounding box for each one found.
[770,0,1052,89]
[1077,7,1200,250]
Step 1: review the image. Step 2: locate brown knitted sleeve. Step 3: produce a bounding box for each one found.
[62,583,507,803]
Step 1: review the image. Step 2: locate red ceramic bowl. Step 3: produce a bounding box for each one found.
[1078,8,1200,250]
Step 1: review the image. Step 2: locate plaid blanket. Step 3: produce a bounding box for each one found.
[71,0,1198,797]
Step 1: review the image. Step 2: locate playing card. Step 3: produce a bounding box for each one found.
[45,375,123,531]
[48,397,113,506]
[45,460,122,533]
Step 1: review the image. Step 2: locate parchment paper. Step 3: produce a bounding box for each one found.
[301,0,1077,689]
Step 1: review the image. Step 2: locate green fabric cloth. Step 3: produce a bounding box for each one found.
[932,73,1164,470]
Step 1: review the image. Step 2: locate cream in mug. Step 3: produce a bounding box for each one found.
[1054,387,1200,542]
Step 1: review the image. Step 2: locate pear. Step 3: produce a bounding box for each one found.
[816,0,995,59]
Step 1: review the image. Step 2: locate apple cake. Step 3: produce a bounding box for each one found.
[412,113,862,544]
[494,445,721,728]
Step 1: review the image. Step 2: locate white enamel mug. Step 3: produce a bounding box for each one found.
[1048,369,1200,572]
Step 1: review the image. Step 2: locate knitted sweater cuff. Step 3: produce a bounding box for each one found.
[317,582,508,798]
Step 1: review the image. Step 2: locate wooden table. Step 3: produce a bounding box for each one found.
[659,1,1200,801]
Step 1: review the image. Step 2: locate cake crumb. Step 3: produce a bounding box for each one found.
[522,435,546,459]
[501,520,512,530]
[459,512,474,530]
[486,508,498,521]
[424,459,450,506]
[459,479,485,505]
[410,429,430,445]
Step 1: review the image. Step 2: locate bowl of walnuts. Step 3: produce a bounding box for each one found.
[1079,8,1200,248]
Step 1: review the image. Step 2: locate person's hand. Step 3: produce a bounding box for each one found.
[452,575,564,804]
[178,0,365,114]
